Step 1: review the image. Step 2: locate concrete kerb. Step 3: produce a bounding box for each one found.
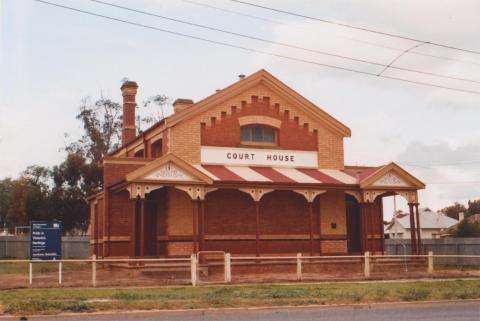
[2,298,480,320]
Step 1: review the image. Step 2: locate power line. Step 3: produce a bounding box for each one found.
[231,0,480,56]
[184,0,282,25]
[184,0,408,52]
[184,0,480,67]
[425,181,480,185]
[377,42,429,77]
[408,50,480,68]
[90,0,480,85]
[400,160,480,168]
[33,0,480,95]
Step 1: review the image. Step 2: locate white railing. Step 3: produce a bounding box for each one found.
[1,252,479,287]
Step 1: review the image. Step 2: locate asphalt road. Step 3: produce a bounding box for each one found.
[7,301,480,321]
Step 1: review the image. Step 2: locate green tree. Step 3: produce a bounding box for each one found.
[140,94,171,130]
[455,220,480,237]
[467,199,480,216]
[441,202,467,220]
[22,165,52,221]
[50,151,91,233]
[0,178,13,229]
[0,90,168,234]
[1,166,52,232]
[6,178,29,230]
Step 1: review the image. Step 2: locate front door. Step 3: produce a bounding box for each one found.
[346,195,361,253]
[144,200,158,256]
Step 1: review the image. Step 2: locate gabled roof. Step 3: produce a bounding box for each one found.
[126,153,213,184]
[169,69,351,137]
[110,69,351,156]
[344,165,383,181]
[357,162,425,189]
[388,209,459,230]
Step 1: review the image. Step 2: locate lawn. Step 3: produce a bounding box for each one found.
[0,280,479,315]
[0,262,88,274]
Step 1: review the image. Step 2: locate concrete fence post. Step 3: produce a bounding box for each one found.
[427,251,434,274]
[224,253,231,283]
[91,254,97,287]
[58,262,63,285]
[364,251,370,278]
[29,262,33,285]
[190,254,198,286]
[296,253,302,281]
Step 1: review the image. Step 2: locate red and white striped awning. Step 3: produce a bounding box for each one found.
[193,165,359,185]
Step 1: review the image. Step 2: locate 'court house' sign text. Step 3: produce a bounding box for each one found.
[201,146,317,167]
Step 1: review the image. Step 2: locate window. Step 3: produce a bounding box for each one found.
[133,149,144,158]
[240,125,277,146]
[151,140,163,158]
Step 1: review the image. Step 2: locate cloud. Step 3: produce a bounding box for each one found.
[254,0,480,106]
[1,0,479,216]
[397,141,480,166]
[396,141,480,210]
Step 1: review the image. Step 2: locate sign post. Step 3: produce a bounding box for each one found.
[30,221,62,261]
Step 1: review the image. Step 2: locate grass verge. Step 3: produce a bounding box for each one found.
[0,262,88,274]
[1,280,479,315]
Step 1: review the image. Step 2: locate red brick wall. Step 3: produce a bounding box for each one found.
[204,189,321,236]
[259,190,311,234]
[203,189,325,254]
[108,242,131,257]
[94,197,104,240]
[201,98,317,151]
[99,186,349,257]
[103,161,145,187]
[109,190,132,237]
[166,187,193,235]
[319,191,346,235]
[162,130,169,155]
[321,240,347,254]
[205,189,256,234]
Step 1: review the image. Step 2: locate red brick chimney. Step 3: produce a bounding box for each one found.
[120,81,138,145]
[173,98,194,113]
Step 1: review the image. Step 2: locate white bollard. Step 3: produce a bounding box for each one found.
[191,254,198,286]
[428,251,434,274]
[91,254,97,287]
[296,253,302,281]
[59,262,63,285]
[29,262,33,285]
[364,251,370,278]
[224,253,231,283]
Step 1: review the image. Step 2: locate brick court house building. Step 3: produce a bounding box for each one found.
[88,70,425,258]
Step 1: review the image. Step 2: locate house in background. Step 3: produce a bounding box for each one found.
[385,208,459,239]
[439,213,480,237]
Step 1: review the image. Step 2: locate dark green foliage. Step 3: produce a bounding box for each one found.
[455,220,480,237]
[441,202,467,220]
[467,199,480,216]
[0,97,122,233]
[0,92,169,234]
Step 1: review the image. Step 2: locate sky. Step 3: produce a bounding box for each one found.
[1,0,480,219]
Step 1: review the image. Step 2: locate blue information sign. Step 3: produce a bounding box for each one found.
[30,220,62,260]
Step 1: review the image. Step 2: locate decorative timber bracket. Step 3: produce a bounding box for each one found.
[362,189,418,203]
[175,185,218,200]
[126,183,163,199]
[293,189,326,203]
[239,187,274,202]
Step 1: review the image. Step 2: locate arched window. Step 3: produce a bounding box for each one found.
[133,149,144,158]
[240,125,277,146]
[151,139,163,158]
